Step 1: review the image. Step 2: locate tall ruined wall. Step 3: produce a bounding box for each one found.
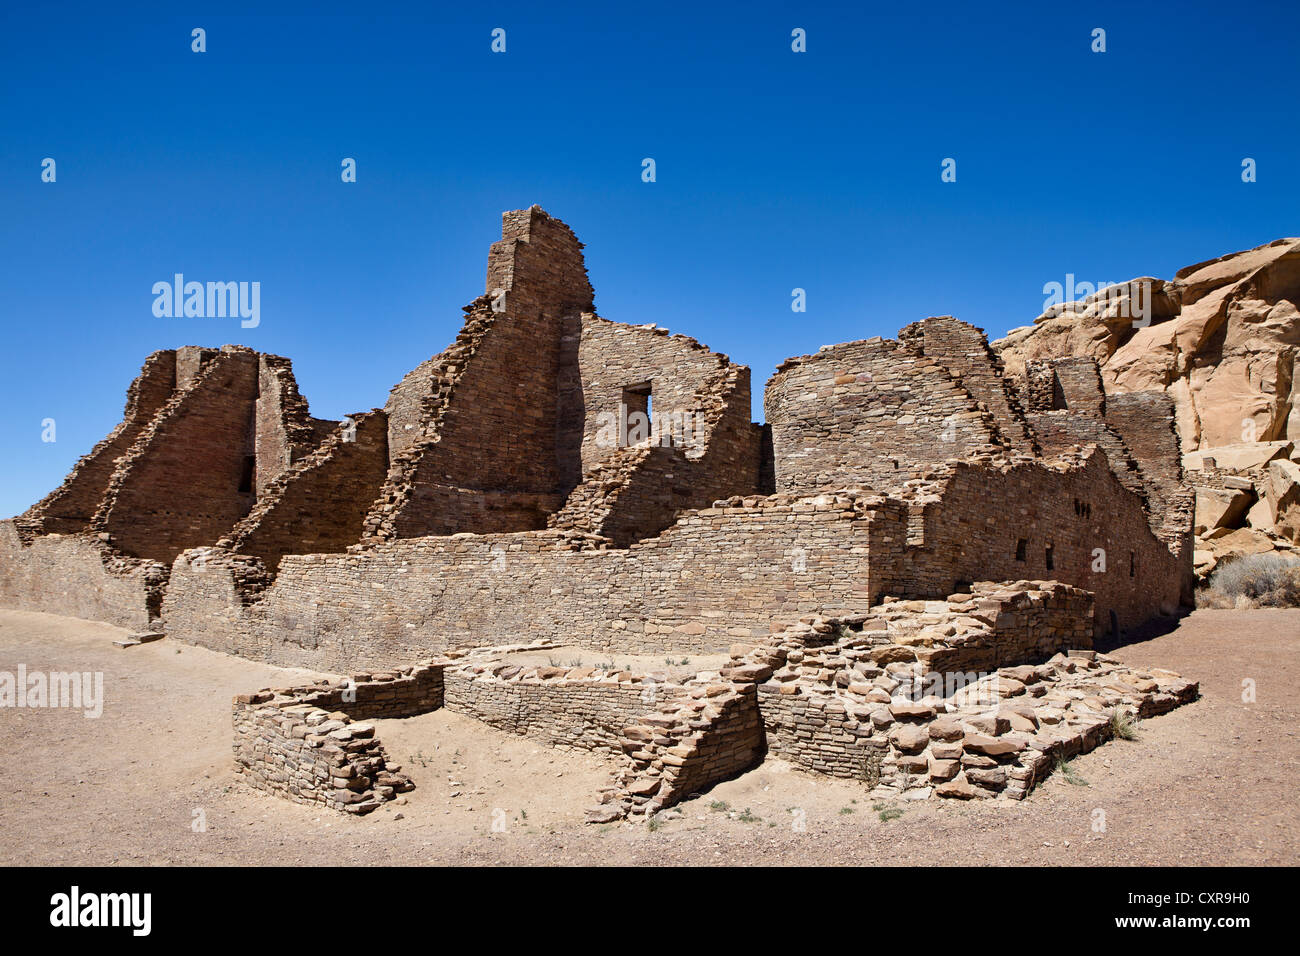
[898,316,1036,454]
[547,445,696,546]
[548,320,763,544]
[892,449,1189,632]
[1023,356,1107,417]
[89,347,262,564]
[1018,355,1194,556]
[1103,391,1186,493]
[765,337,1006,494]
[574,317,729,471]
[221,411,390,572]
[16,351,178,539]
[1025,412,1146,500]
[255,355,336,496]
[2,344,345,622]
[367,208,594,541]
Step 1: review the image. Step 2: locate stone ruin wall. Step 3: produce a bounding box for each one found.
[14,349,177,540]
[232,665,434,813]
[365,209,595,540]
[161,444,1183,674]
[88,348,262,564]
[743,607,1198,802]
[254,354,336,497]
[220,410,391,573]
[161,494,884,672]
[897,316,1036,455]
[546,320,764,544]
[443,662,676,754]
[765,336,1007,493]
[230,581,1196,817]
[233,645,766,818]
[0,522,164,629]
[1020,356,1196,600]
[893,450,1188,630]
[1,343,348,624]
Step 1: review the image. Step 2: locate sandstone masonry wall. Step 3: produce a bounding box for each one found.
[0,522,165,629]
[232,667,428,814]
[765,337,1006,493]
[442,662,676,754]
[221,411,390,572]
[15,351,177,539]
[163,448,1184,671]
[162,494,884,671]
[364,208,596,541]
[90,347,262,564]
[894,449,1187,632]
[747,610,1197,800]
[898,316,1036,454]
[255,354,336,497]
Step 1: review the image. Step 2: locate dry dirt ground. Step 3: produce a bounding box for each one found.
[0,606,1296,866]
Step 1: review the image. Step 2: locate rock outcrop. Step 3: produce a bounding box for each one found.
[994,239,1300,579]
[995,238,1300,451]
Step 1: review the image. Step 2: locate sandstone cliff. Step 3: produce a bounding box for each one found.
[994,238,1300,451]
[993,238,1300,576]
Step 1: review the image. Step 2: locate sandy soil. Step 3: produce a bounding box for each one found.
[0,607,1296,866]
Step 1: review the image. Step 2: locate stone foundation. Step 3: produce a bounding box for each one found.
[740,604,1198,800]
[228,579,1195,818]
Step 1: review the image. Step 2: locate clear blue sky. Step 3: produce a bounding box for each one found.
[2,1,1297,518]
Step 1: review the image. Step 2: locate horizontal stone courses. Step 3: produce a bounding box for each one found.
[4,207,1202,823]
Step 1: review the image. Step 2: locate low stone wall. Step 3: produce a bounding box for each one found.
[0,522,165,630]
[232,643,765,819]
[231,666,438,813]
[229,587,1194,818]
[742,604,1198,800]
[883,581,1096,674]
[443,661,673,754]
[595,680,763,820]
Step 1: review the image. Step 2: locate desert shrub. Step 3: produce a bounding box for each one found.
[1203,553,1300,608]
[1108,708,1139,741]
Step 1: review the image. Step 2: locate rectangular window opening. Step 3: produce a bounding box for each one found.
[238,455,256,494]
[621,382,652,445]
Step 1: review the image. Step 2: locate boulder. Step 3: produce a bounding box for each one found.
[1245,496,1275,532]
[1194,487,1253,535]
[1206,527,1278,561]
[1266,459,1300,543]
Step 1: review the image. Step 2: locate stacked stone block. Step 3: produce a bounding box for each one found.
[742,596,1197,800]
